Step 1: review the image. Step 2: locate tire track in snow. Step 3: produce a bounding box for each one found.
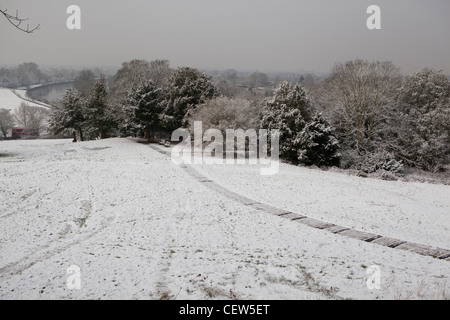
[148,143,450,262]
[0,216,115,276]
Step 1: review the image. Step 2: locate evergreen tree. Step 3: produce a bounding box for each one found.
[297,113,341,167]
[109,60,153,135]
[260,81,311,164]
[128,81,166,139]
[49,89,86,140]
[165,67,219,129]
[85,81,116,139]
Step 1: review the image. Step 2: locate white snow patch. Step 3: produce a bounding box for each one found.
[0,88,51,113]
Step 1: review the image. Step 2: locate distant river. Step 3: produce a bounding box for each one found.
[27,81,74,104]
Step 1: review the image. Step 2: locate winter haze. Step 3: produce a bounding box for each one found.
[1,0,450,302]
[1,0,449,74]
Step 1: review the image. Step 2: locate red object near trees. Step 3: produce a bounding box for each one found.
[11,128,38,139]
[12,128,24,139]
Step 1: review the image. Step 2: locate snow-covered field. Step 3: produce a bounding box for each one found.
[0,88,51,113]
[194,156,450,249]
[0,138,449,300]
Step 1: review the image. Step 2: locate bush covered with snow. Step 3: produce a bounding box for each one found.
[358,150,404,176]
[296,113,340,167]
[339,148,404,177]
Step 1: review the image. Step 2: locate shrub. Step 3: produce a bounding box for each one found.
[357,150,405,176]
[296,113,341,167]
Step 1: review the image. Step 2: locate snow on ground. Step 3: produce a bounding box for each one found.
[0,88,51,113]
[194,157,450,249]
[0,138,449,300]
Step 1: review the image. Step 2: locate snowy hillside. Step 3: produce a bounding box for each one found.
[0,88,51,113]
[0,138,449,300]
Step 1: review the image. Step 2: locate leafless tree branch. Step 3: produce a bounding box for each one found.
[0,7,40,33]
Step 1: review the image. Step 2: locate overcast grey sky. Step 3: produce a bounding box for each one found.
[1,0,449,74]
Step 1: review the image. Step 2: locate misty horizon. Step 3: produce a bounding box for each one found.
[1,0,449,76]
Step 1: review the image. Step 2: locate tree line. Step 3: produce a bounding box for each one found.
[46,58,450,175]
[49,60,218,142]
[0,62,106,89]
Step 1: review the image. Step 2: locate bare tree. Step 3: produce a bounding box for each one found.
[74,69,96,97]
[149,59,172,88]
[0,7,39,33]
[0,109,14,138]
[110,60,152,101]
[327,59,401,154]
[188,96,260,134]
[13,102,49,136]
[28,106,49,136]
[13,102,30,129]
